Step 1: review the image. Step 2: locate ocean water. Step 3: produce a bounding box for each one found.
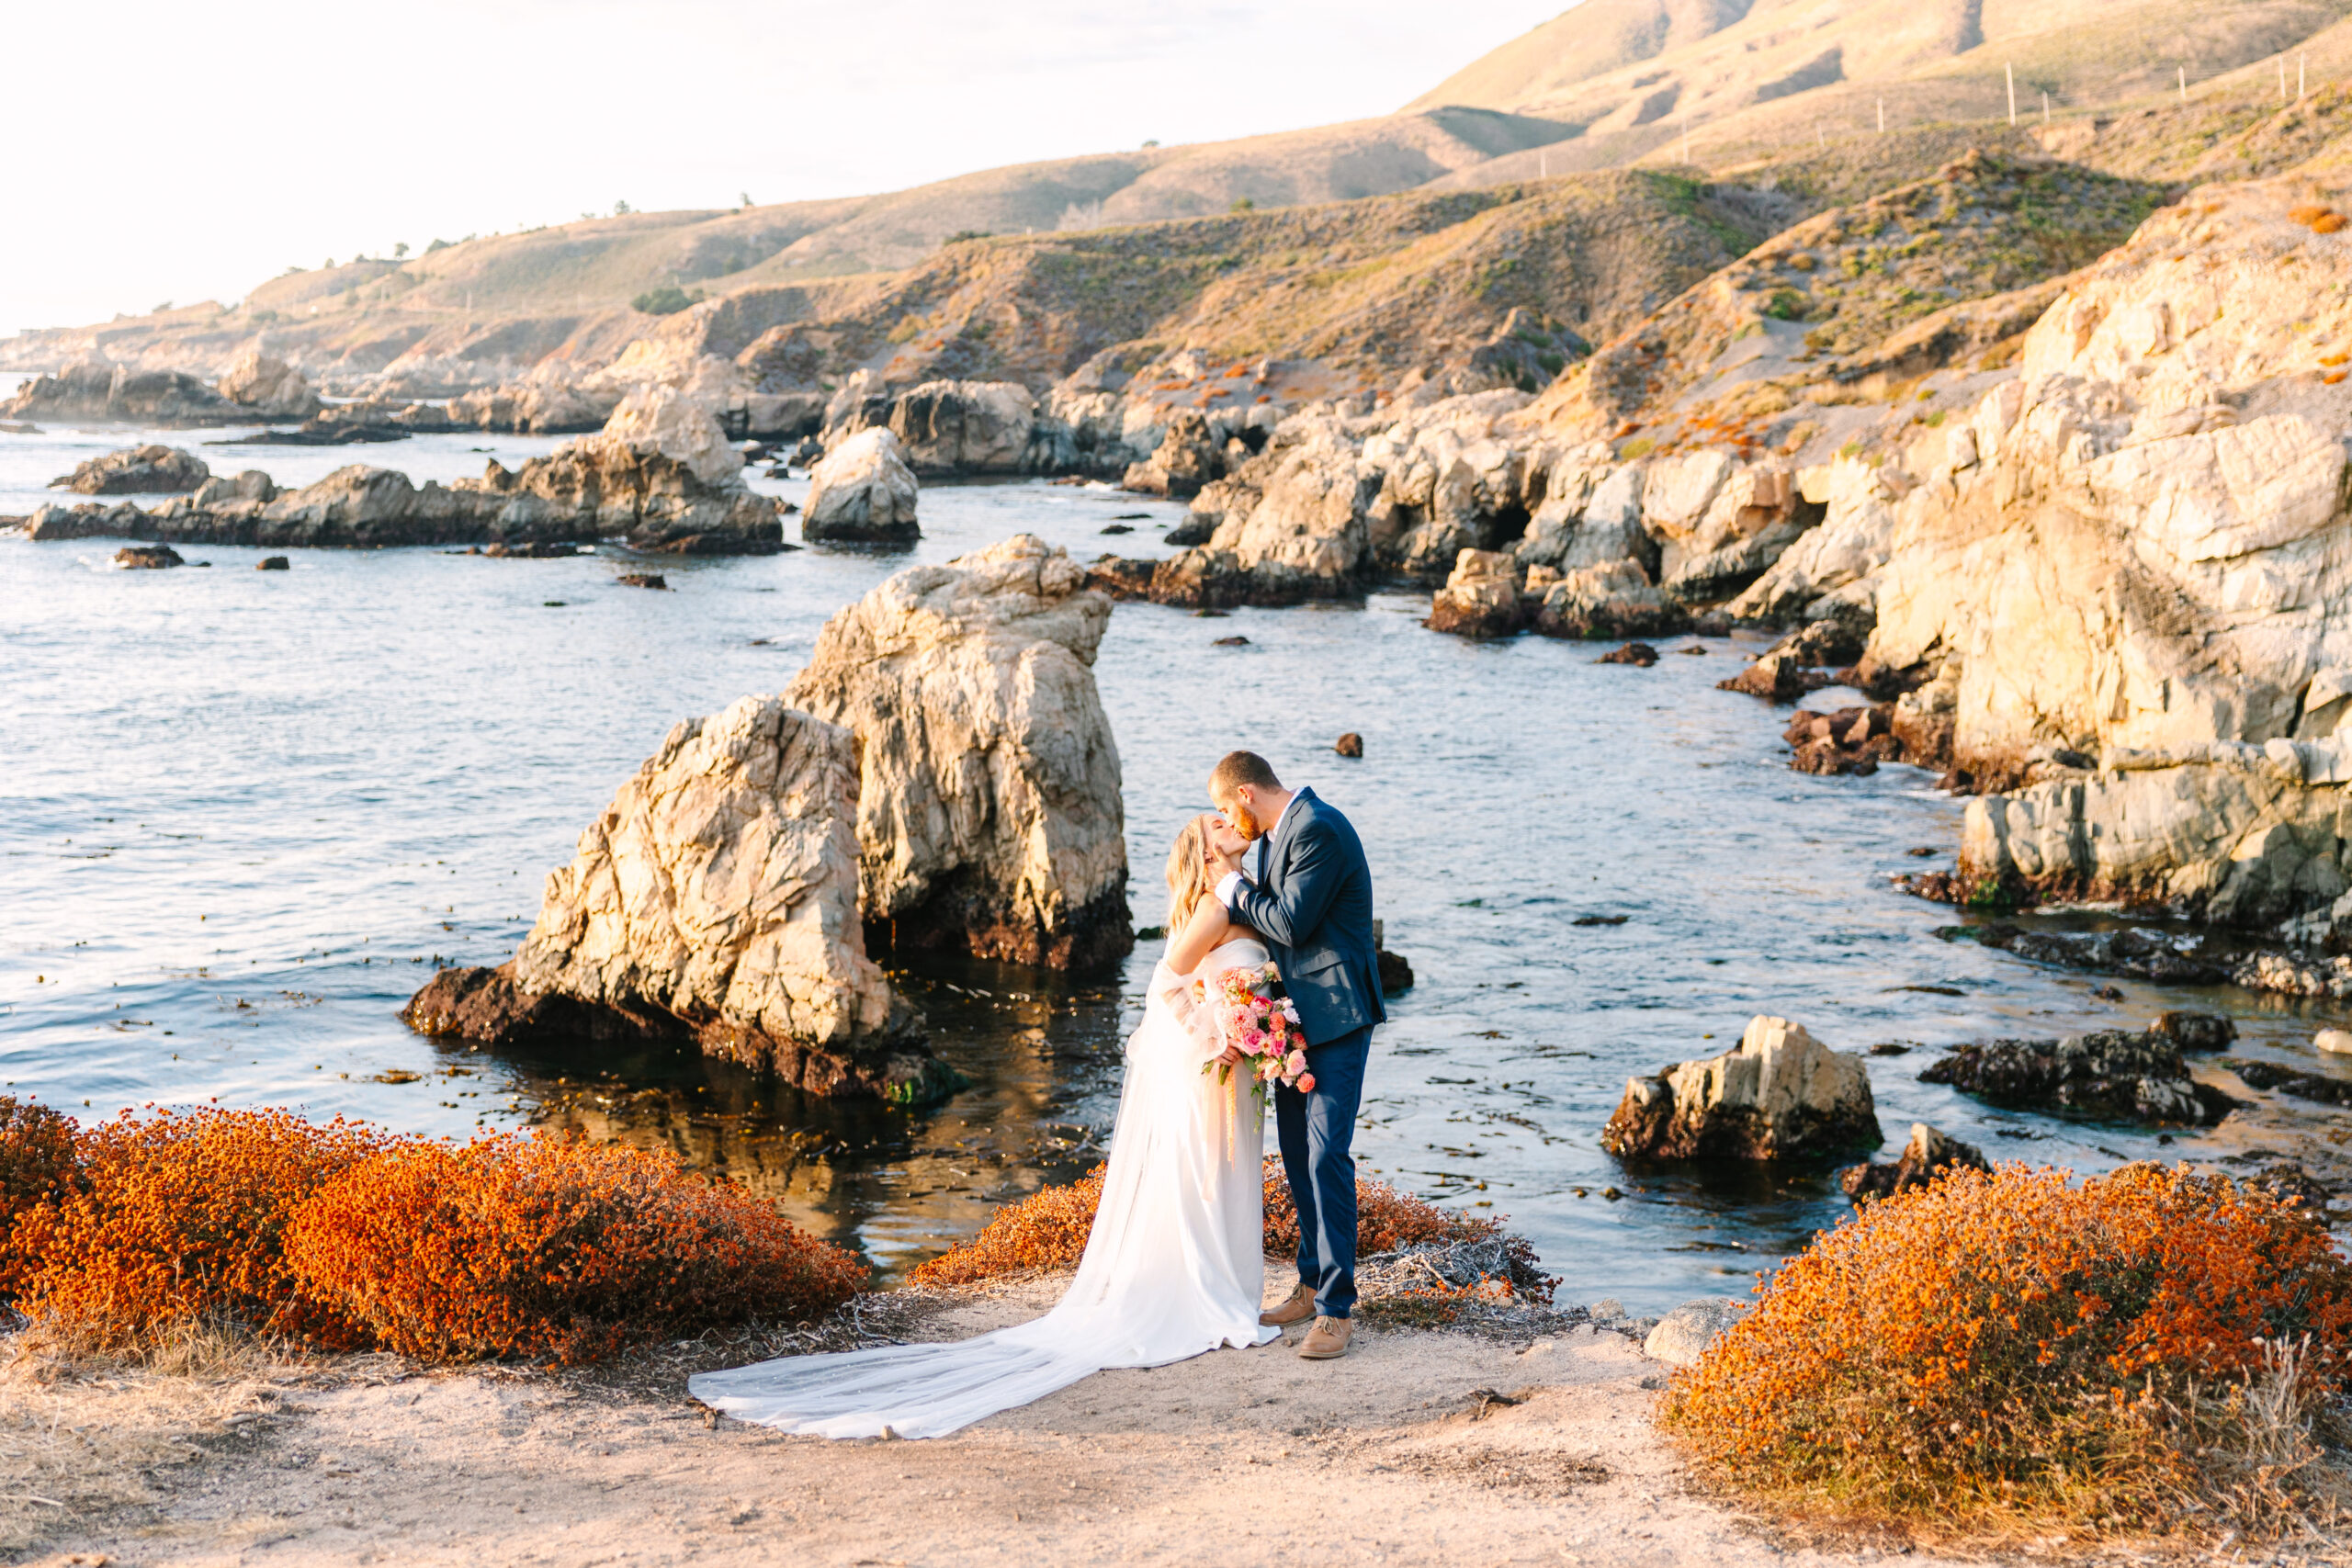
[6,412,2347,1312]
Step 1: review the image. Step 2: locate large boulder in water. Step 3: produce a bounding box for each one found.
[786,534,1132,969]
[53,444,209,495]
[1426,548,1525,639]
[804,426,921,542]
[1601,1015,1881,1161]
[887,380,1036,474]
[469,386,779,554]
[217,350,322,420]
[404,697,953,1102]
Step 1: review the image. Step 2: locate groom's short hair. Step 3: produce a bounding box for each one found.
[1210,750,1283,795]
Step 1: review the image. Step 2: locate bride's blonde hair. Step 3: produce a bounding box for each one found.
[1165,814,1217,931]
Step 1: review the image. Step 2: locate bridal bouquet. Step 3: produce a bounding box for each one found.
[1206,962,1315,1097]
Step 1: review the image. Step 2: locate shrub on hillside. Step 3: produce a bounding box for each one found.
[0,1098,81,1297]
[910,1156,1533,1294]
[8,1108,387,1347]
[1664,1164,2352,1538]
[283,1134,865,1363]
[631,285,697,316]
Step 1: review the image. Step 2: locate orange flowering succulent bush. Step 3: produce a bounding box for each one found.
[0,1097,81,1296]
[284,1134,866,1363]
[2,1107,864,1364]
[912,1156,1543,1299]
[1665,1163,2352,1535]
[7,1107,387,1346]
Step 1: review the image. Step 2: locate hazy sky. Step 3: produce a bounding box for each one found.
[4,1,1567,333]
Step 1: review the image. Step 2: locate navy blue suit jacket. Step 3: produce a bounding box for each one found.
[1227,788,1385,1047]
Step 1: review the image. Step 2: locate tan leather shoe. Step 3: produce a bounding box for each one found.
[1298,1315,1352,1359]
[1261,1282,1316,1327]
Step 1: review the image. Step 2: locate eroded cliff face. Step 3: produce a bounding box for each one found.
[407,697,955,1103]
[1855,173,2352,930]
[786,535,1132,970]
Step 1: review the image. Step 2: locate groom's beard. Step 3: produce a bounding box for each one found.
[1226,803,1262,841]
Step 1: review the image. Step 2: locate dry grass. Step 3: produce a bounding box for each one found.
[0,1318,295,1553]
[1664,1163,2352,1549]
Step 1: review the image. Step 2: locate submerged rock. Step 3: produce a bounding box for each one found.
[1941,920,2231,987]
[404,696,952,1101]
[55,445,209,496]
[1918,1030,2236,1125]
[786,535,1131,970]
[2221,1058,2352,1109]
[1601,1016,1881,1161]
[113,544,183,570]
[805,427,920,543]
[1838,1122,1989,1203]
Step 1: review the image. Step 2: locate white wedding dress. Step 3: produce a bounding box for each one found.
[689,937,1279,1438]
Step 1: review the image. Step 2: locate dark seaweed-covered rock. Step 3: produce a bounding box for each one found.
[1919,1030,2237,1125]
[2221,1057,2352,1108]
[2150,1010,2237,1053]
[1939,921,2229,986]
[1838,1121,1989,1203]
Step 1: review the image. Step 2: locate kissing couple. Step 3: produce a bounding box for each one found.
[692,750,1386,1438]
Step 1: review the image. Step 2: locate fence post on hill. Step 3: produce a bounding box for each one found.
[2007,63,2016,126]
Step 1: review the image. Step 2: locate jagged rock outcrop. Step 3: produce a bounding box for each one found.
[1121,409,1226,498]
[888,380,1037,474]
[403,696,953,1102]
[26,465,517,547]
[1859,174,2352,931]
[216,351,322,420]
[1426,548,1525,639]
[54,445,208,496]
[1529,558,1682,639]
[1361,390,1533,581]
[804,426,921,543]
[465,386,778,554]
[1838,1122,1989,1203]
[786,535,1131,970]
[1918,1030,2237,1126]
[1601,1016,1881,1161]
[2,362,242,425]
[1104,423,1377,607]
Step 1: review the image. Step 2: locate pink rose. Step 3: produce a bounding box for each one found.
[1286,1050,1306,1075]
[1297,1073,1317,1093]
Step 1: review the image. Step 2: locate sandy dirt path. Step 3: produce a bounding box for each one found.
[25,1271,1984,1568]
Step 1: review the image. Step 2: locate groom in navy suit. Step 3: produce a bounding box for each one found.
[1206,750,1384,1360]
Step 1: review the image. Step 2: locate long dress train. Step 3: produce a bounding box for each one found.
[687,937,1278,1438]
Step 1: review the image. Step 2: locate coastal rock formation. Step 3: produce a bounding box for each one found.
[466,387,776,554]
[114,544,183,570]
[1838,1122,1989,1203]
[1600,1016,1880,1162]
[1426,549,1525,639]
[786,535,1131,970]
[804,427,921,543]
[404,696,952,1102]
[1917,1030,2236,1126]
[17,395,780,554]
[54,445,209,496]
[216,351,322,421]
[1530,558,1679,639]
[1117,427,1377,607]
[1855,174,2352,930]
[2,362,242,425]
[1121,410,1226,499]
[887,380,1037,475]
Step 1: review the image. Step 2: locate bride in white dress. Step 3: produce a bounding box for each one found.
[689,812,1280,1438]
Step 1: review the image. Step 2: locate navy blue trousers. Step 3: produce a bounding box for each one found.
[1272,1023,1373,1319]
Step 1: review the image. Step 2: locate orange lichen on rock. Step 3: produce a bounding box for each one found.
[1663,1163,2352,1535]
